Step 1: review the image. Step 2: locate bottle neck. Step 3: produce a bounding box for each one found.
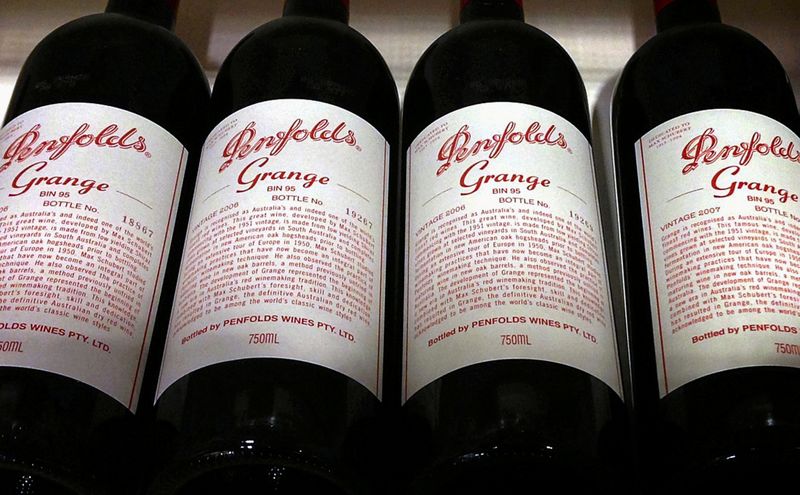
[105,0,178,30]
[283,0,349,25]
[655,0,721,33]
[460,0,524,24]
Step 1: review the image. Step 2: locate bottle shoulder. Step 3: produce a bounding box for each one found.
[219,15,395,83]
[5,12,210,140]
[243,16,387,59]
[622,23,786,83]
[418,20,578,66]
[20,13,205,81]
[614,22,799,137]
[403,20,589,145]
[211,16,399,140]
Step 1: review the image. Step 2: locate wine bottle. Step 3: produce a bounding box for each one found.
[0,0,209,494]
[401,0,627,492]
[613,0,800,490]
[148,0,400,493]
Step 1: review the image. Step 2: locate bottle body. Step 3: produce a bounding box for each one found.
[613,1,800,490]
[150,6,400,495]
[401,4,627,492]
[0,5,209,495]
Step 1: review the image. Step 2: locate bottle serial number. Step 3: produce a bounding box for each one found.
[345,207,373,230]
[122,215,154,238]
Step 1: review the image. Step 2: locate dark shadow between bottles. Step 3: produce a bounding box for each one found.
[591,70,633,411]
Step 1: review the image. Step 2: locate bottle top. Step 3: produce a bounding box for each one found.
[655,0,716,14]
[283,0,349,24]
[105,0,179,30]
[459,0,524,23]
[460,0,522,7]
[654,0,720,32]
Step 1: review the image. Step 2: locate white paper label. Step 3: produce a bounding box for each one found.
[403,102,622,402]
[157,99,389,399]
[636,109,800,397]
[0,103,187,410]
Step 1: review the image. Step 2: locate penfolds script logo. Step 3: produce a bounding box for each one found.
[219,119,358,173]
[436,121,568,177]
[681,127,800,175]
[2,123,148,172]
[679,127,800,204]
[435,122,566,196]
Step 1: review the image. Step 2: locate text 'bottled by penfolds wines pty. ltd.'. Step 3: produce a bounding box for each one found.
[404,101,622,401]
[158,99,389,400]
[0,102,187,411]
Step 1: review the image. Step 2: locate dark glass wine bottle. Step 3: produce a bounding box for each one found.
[613,0,800,491]
[0,0,209,494]
[400,1,627,492]
[148,1,400,494]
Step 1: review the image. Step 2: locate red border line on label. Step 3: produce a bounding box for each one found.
[639,139,669,394]
[376,141,388,396]
[128,146,186,409]
[589,150,624,396]
[403,152,412,403]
